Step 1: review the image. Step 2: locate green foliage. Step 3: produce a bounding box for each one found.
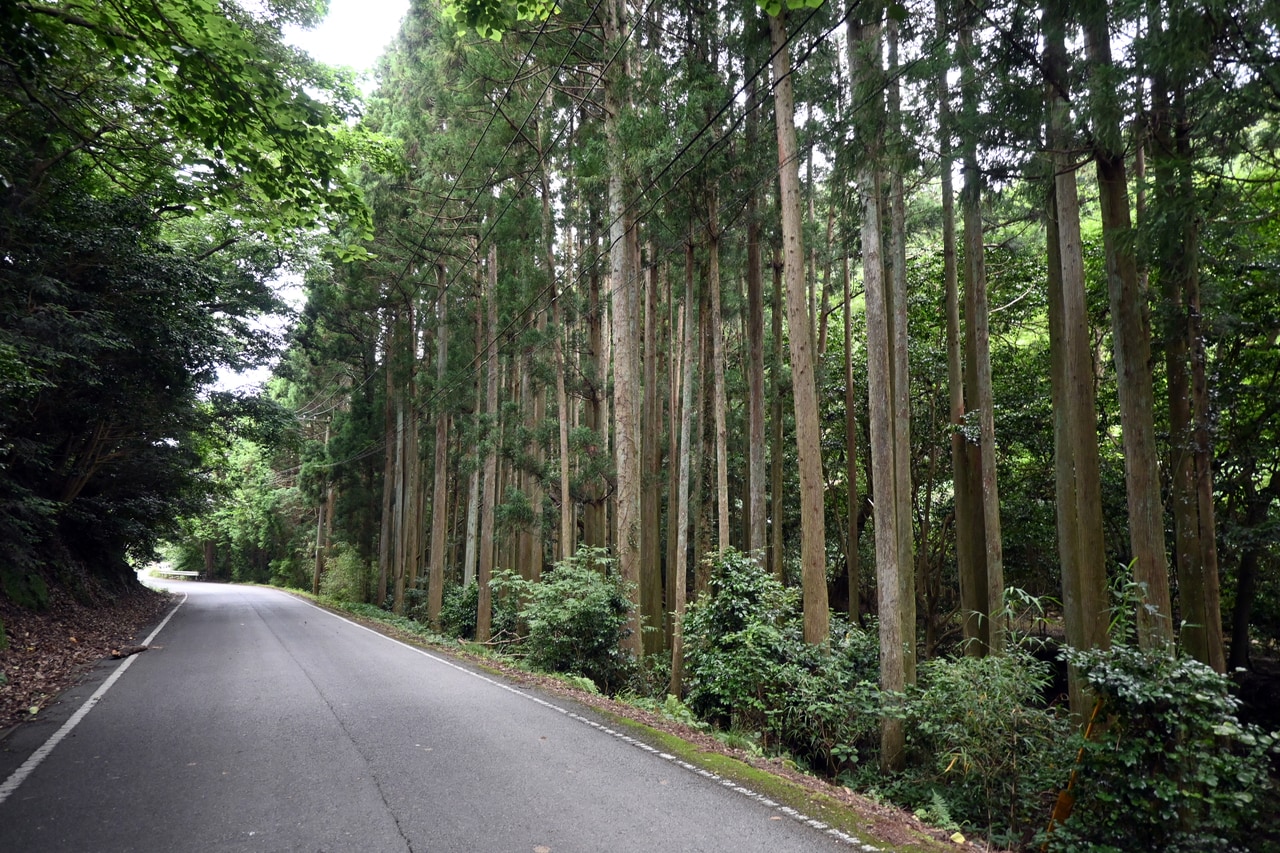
[338,601,442,641]
[1049,646,1279,853]
[501,547,636,693]
[440,0,558,41]
[440,582,481,640]
[756,0,829,18]
[318,544,373,603]
[0,567,50,611]
[683,549,800,729]
[683,550,882,773]
[899,649,1074,847]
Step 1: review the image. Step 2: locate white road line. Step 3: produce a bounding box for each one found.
[301,595,884,851]
[0,594,187,806]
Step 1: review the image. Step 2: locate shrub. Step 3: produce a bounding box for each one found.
[767,617,882,774]
[1047,646,1278,853]
[318,544,372,603]
[506,547,636,693]
[682,549,799,731]
[682,550,882,773]
[901,648,1074,847]
[440,582,479,639]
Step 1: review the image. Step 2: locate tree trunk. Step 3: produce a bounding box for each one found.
[1150,52,1226,672]
[427,275,449,628]
[959,19,1004,653]
[477,244,501,643]
[669,286,698,696]
[604,0,642,658]
[708,190,730,552]
[843,253,861,622]
[642,245,665,654]
[745,82,768,555]
[771,249,785,582]
[936,0,981,653]
[886,18,916,685]
[584,227,607,550]
[378,313,395,608]
[1081,0,1174,651]
[771,8,829,646]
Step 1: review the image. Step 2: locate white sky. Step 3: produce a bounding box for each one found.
[284,0,410,79]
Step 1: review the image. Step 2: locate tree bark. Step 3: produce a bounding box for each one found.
[745,81,768,555]
[476,244,500,643]
[427,274,449,628]
[959,18,1004,653]
[771,8,829,645]
[1081,0,1174,651]
[935,0,981,653]
[604,0,642,657]
[843,253,861,622]
[1150,50,1226,672]
[642,245,665,654]
[886,18,916,685]
[1045,0,1110,720]
[669,286,698,695]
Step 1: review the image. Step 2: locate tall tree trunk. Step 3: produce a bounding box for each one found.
[584,227,606,549]
[708,190,730,552]
[862,159,905,772]
[936,0,981,653]
[312,432,329,598]
[668,286,698,696]
[1045,0,1110,719]
[851,7,906,770]
[886,18,916,685]
[843,253,861,622]
[745,80,768,555]
[642,245,665,654]
[666,271,684,649]
[604,0,642,658]
[477,244,501,643]
[529,303,546,583]
[770,250,785,581]
[771,8,829,645]
[1081,0,1174,651]
[959,17,1005,653]
[378,310,396,608]
[1150,46,1226,672]
[427,274,450,628]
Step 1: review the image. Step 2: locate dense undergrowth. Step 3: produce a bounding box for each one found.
[313,547,1279,851]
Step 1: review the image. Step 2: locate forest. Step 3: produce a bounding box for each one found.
[1,0,1278,848]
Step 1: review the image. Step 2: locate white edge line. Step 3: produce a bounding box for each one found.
[0,592,188,806]
[299,594,881,850]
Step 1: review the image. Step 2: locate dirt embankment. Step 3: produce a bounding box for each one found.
[0,582,172,733]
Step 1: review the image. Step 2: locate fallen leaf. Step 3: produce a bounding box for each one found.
[951,831,967,844]
[534,846,552,853]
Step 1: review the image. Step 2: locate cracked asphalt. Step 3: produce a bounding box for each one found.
[0,583,854,852]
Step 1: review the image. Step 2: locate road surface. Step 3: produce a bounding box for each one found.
[0,583,875,852]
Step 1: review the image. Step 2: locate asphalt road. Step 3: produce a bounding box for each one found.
[0,583,871,852]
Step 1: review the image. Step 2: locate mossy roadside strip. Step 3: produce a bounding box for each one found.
[296,591,964,853]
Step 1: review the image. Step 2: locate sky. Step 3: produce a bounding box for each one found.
[283,0,410,78]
